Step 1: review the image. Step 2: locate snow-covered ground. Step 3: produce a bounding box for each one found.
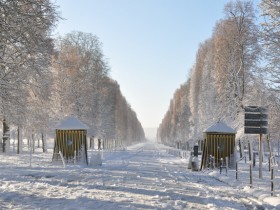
[0,141,279,209]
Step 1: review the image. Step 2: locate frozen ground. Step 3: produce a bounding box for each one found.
[0,141,279,209]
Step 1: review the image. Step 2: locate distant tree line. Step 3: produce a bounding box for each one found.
[158,0,280,148]
[51,31,145,146]
[0,0,145,153]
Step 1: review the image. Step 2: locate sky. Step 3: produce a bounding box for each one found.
[53,0,257,128]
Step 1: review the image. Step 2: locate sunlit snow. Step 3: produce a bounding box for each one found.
[0,141,279,209]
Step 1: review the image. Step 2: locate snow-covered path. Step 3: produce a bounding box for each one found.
[0,142,273,209]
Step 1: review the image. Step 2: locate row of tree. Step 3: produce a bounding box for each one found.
[158,0,280,148]
[0,0,145,153]
[51,31,145,145]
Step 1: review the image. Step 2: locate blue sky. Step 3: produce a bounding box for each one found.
[53,0,258,128]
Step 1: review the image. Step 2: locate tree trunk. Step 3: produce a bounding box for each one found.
[239,139,243,158]
[2,117,10,153]
[17,126,21,154]
[90,137,94,149]
[38,135,40,148]
[32,133,35,153]
[42,133,47,153]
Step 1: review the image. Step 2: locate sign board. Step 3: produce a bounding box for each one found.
[245,113,268,120]
[244,106,268,179]
[244,106,268,135]
[244,106,268,113]
[244,120,268,127]
[244,127,268,134]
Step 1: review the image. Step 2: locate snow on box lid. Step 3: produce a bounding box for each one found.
[56,117,89,130]
[204,121,236,134]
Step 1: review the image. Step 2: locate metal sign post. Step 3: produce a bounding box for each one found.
[259,134,262,179]
[244,106,268,179]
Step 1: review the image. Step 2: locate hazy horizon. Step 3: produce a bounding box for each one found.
[144,127,157,141]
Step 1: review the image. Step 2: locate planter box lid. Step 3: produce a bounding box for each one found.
[204,121,236,134]
[56,117,89,130]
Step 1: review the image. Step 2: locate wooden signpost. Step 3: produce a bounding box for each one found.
[244,106,268,179]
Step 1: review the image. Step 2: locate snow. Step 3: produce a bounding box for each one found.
[204,121,236,134]
[0,141,279,209]
[55,117,89,130]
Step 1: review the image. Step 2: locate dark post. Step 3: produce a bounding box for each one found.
[226,157,228,176]
[271,168,274,196]
[259,134,263,179]
[194,145,198,157]
[250,163,253,188]
[220,159,222,174]
[17,126,20,154]
[248,142,252,161]
[236,161,238,180]
[253,152,256,167]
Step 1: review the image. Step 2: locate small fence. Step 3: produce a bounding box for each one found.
[235,153,279,197]
[167,148,189,159]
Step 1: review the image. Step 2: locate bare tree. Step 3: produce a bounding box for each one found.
[260,0,280,91]
[0,0,58,152]
[212,0,260,125]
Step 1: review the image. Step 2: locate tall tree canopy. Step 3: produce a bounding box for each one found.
[51,31,145,146]
[158,0,272,147]
[0,0,58,121]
